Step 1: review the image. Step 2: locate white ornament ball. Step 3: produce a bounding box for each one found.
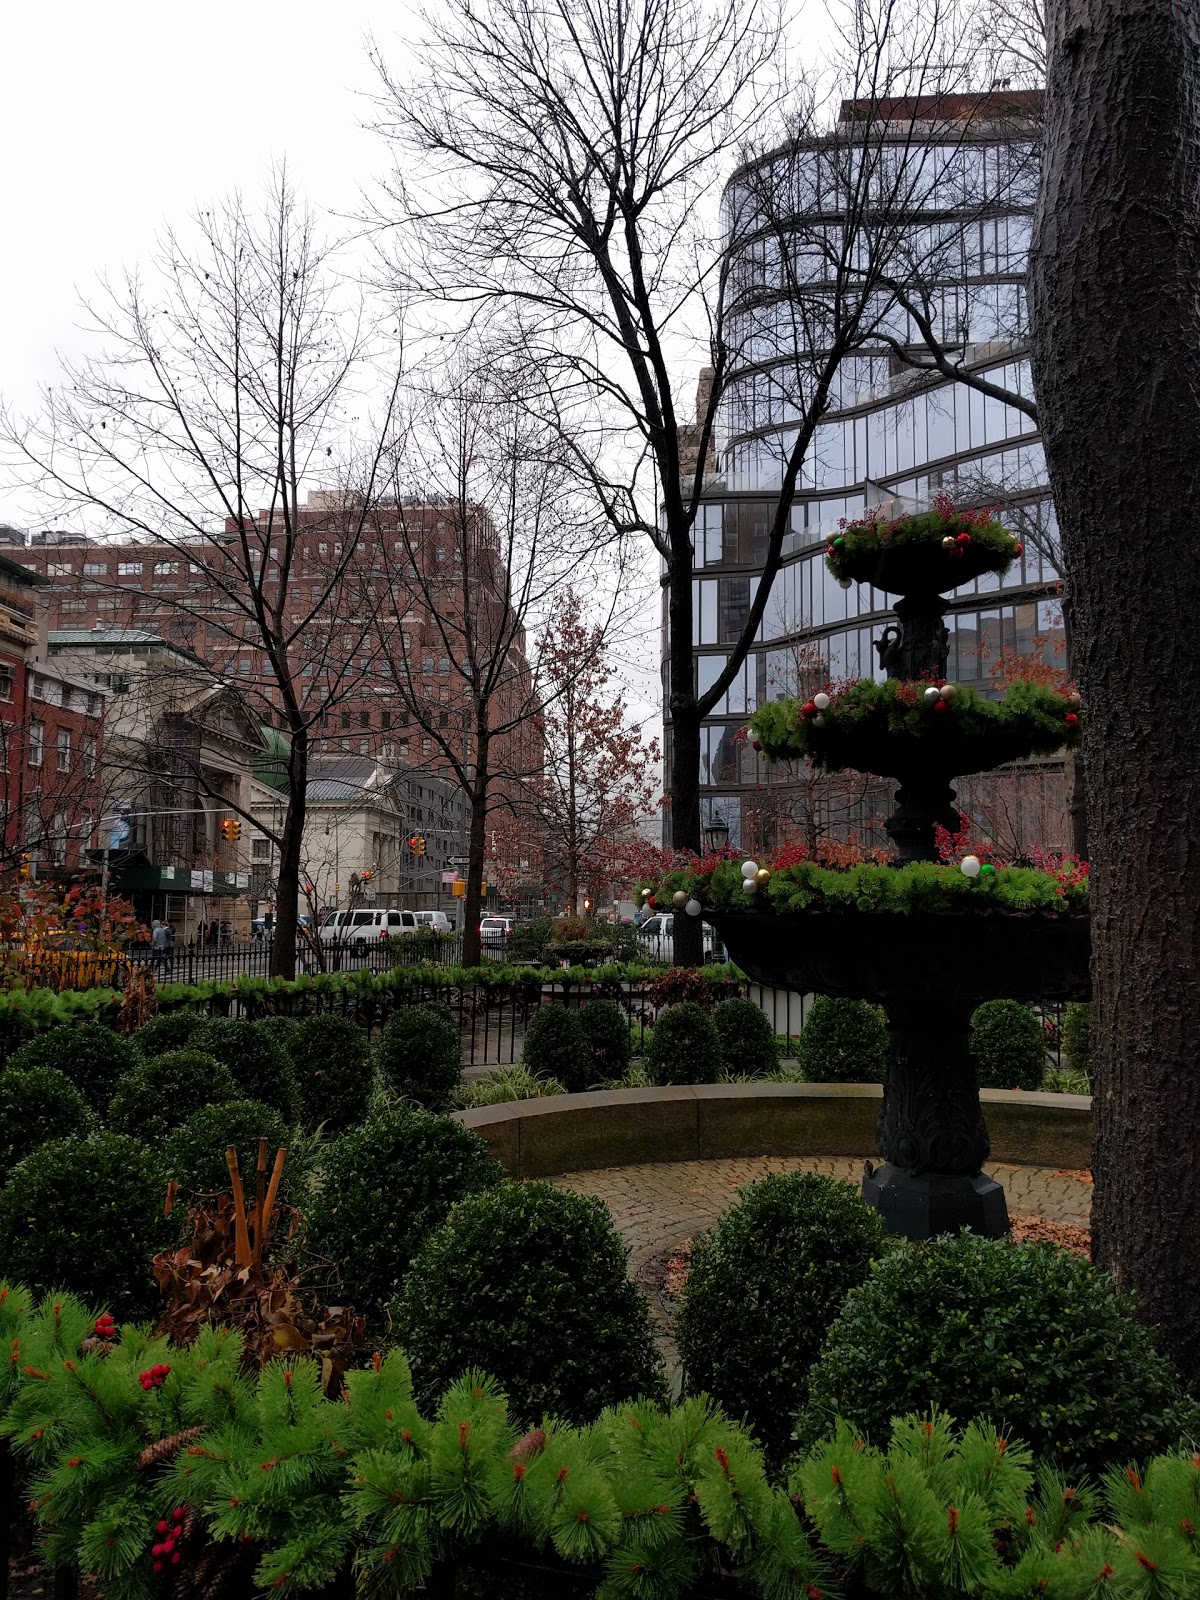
[813,692,831,711]
[839,578,853,590]
[685,898,702,917]
[812,714,826,728]
[960,855,981,878]
[923,686,941,704]
[672,890,687,908]
[741,859,759,880]
[1067,691,1081,709]
[741,877,759,894]
[939,683,958,701]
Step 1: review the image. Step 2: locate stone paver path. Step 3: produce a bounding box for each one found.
[551,1157,1093,1386]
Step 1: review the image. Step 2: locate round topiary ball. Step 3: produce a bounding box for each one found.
[6,1025,143,1112]
[1062,1002,1090,1080]
[373,1004,463,1110]
[253,1015,304,1059]
[133,1011,203,1060]
[187,1018,301,1123]
[522,1004,593,1093]
[0,1133,169,1317]
[164,1099,290,1197]
[795,997,889,1084]
[800,1232,1200,1477]
[288,1015,373,1133]
[970,999,1047,1091]
[712,997,779,1079]
[578,999,633,1084]
[645,1001,723,1086]
[108,1050,239,1144]
[394,1181,666,1425]
[304,1109,501,1322]
[677,1174,886,1461]
[0,1068,95,1180]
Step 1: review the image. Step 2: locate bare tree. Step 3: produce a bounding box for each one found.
[373,345,618,966]
[372,0,1034,962]
[3,173,402,976]
[1029,0,1200,1384]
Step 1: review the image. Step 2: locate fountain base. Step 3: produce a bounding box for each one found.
[862,1163,1009,1240]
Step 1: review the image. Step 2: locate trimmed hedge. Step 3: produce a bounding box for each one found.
[132,1011,202,1059]
[645,1001,723,1086]
[970,999,1047,1091]
[288,1015,373,1132]
[164,1099,290,1198]
[372,1003,462,1110]
[0,1068,95,1180]
[108,1050,239,1143]
[795,996,889,1084]
[712,996,779,1078]
[578,998,633,1084]
[522,1003,592,1092]
[187,1018,301,1123]
[6,1025,142,1111]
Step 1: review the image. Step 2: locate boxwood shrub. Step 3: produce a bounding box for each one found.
[394,1181,666,1425]
[372,1004,462,1110]
[969,999,1047,1091]
[801,1231,1200,1476]
[133,1011,203,1059]
[304,1109,501,1321]
[794,997,889,1084]
[712,997,779,1079]
[6,1025,143,1111]
[108,1050,239,1144]
[676,1173,887,1461]
[1062,1001,1091,1080]
[0,1133,169,1317]
[187,1018,301,1123]
[522,1004,593,1092]
[164,1099,290,1197]
[645,1001,723,1086]
[288,1015,373,1132]
[578,998,633,1084]
[0,1068,95,1180]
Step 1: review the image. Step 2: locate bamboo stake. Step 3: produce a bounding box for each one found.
[225,1146,251,1268]
[251,1139,269,1269]
[262,1148,287,1248]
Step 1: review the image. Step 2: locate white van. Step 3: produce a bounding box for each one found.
[318,907,418,949]
[414,910,452,932]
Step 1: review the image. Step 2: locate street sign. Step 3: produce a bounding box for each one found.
[441,870,457,884]
[448,856,468,866]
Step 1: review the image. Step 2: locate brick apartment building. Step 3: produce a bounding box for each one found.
[0,550,106,876]
[10,493,545,892]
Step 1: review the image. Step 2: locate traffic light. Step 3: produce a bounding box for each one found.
[408,835,418,856]
[18,853,30,878]
[361,868,373,882]
[417,836,426,857]
[220,818,241,843]
[583,897,592,913]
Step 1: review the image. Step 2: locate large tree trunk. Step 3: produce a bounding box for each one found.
[668,558,703,966]
[462,731,490,969]
[271,728,308,980]
[1029,0,1200,1382]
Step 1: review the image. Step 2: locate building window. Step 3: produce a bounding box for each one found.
[438,657,449,675]
[251,837,271,860]
[154,561,175,575]
[56,728,71,772]
[422,657,433,675]
[0,667,13,703]
[46,562,73,577]
[399,738,410,757]
[29,721,44,767]
[439,710,449,727]
[59,598,85,615]
[421,737,432,757]
[359,710,371,730]
[380,709,391,730]
[717,576,751,644]
[117,562,143,576]
[83,562,108,576]
[85,737,98,777]
[340,711,351,729]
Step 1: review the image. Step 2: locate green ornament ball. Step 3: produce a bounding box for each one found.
[980,864,997,876]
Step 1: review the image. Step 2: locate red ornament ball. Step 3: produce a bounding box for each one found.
[1065,712,1078,726]
[156,1522,169,1536]
[933,699,949,714]
[956,532,971,545]
[801,700,817,717]
[751,738,761,750]
[646,895,656,908]
[1014,540,1024,556]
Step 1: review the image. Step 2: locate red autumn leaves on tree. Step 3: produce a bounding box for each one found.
[537,592,661,910]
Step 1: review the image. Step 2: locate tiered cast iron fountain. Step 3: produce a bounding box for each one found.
[697,503,1091,1240]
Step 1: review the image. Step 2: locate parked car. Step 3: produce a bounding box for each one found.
[479,915,518,946]
[318,908,418,949]
[414,910,453,932]
[636,913,727,965]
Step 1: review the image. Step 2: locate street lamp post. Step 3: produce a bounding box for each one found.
[704,813,730,853]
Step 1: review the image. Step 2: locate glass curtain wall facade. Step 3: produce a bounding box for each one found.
[677,96,1065,854]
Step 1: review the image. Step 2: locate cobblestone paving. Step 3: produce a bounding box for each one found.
[550,1157,1093,1387]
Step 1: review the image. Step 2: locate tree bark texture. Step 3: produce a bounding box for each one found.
[668,564,704,967]
[462,731,490,970]
[270,728,308,981]
[1029,0,1200,1381]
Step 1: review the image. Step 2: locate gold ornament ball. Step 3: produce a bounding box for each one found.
[941,535,956,550]
[672,890,687,908]
[755,867,771,886]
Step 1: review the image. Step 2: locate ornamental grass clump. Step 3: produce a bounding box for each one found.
[288,1014,373,1132]
[801,1231,1200,1477]
[795,996,889,1084]
[187,1018,301,1123]
[970,999,1048,1091]
[449,1064,564,1108]
[712,996,779,1079]
[372,1002,463,1110]
[578,997,633,1083]
[0,1132,169,1317]
[108,1049,239,1143]
[304,1109,500,1322]
[0,1067,95,1179]
[677,1172,886,1462]
[645,1001,723,1086]
[394,1180,666,1425]
[164,1099,290,1198]
[6,1023,143,1111]
[522,1003,593,1092]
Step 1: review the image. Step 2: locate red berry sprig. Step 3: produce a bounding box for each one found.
[94,1313,116,1340]
[150,1506,188,1573]
[139,1363,171,1391]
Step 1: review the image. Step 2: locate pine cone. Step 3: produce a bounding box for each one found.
[509,1428,547,1463]
[137,1426,209,1471]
